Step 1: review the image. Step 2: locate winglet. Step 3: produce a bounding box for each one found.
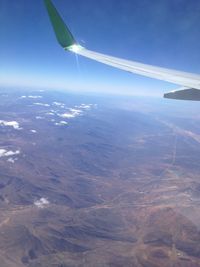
[44,0,76,49]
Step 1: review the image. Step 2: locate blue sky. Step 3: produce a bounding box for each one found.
[1,0,200,96]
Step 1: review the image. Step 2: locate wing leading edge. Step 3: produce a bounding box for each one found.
[44,0,200,101]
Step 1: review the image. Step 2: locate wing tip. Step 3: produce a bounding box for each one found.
[44,0,76,49]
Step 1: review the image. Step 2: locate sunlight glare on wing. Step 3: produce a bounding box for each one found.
[68,44,83,53]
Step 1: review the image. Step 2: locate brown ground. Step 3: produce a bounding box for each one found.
[0,90,199,266]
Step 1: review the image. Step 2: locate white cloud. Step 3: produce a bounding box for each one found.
[52,102,66,108]
[55,121,68,126]
[59,109,82,119]
[20,95,42,99]
[69,108,82,113]
[34,198,49,208]
[30,130,37,133]
[53,102,63,106]
[0,120,22,130]
[50,104,96,124]
[7,158,16,163]
[28,96,42,99]
[59,113,76,118]
[34,103,50,107]
[80,104,91,109]
[0,149,20,158]
[80,104,97,110]
[35,116,43,119]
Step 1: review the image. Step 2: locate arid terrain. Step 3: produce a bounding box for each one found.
[0,89,200,266]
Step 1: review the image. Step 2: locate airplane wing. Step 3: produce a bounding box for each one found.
[44,0,200,101]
